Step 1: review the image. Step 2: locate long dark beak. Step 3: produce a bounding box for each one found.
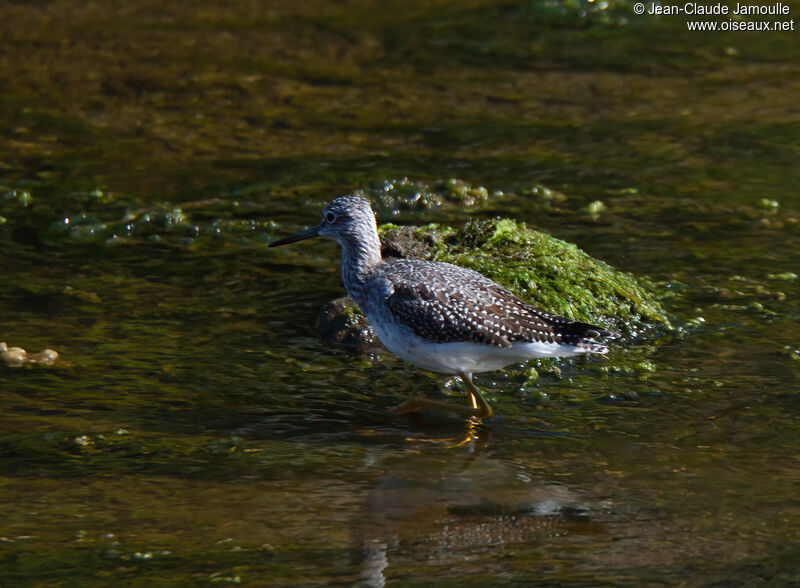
[268,223,322,247]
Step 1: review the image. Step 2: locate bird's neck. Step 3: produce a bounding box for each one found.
[340,226,382,298]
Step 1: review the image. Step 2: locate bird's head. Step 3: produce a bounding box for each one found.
[269,196,377,249]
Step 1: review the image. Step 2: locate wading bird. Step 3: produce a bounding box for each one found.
[270,196,614,419]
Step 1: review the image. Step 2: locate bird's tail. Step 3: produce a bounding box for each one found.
[554,320,618,354]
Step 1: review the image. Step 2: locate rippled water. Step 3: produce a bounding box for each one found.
[1,1,799,585]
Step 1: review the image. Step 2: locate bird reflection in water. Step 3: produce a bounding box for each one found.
[352,428,600,587]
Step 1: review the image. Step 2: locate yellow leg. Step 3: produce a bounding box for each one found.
[391,372,492,420]
[461,372,493,419]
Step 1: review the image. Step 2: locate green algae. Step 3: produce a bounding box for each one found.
[380,218,671,334]
[356,177,491,213]
[581,200,606,217]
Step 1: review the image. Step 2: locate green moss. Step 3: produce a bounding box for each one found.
[340,303,362,320]
[381,218,670,333]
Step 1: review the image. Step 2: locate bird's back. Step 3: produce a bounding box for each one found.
[362,258,612,351]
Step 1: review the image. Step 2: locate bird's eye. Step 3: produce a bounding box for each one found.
[325,212,336,223]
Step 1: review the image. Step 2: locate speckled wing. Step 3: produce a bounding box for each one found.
[382,259,612,349]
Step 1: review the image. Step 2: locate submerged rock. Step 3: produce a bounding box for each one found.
[359,177,491,213]
[321,218,671,351]
[1,342,59,367]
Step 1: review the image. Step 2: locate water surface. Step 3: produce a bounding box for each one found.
[1,1,799,585]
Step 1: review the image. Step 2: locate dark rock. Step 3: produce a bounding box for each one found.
[380,226,433,260]
[316,297,385,354]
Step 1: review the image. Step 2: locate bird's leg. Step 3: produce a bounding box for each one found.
[391,373,493,419]
[460,372,493,419]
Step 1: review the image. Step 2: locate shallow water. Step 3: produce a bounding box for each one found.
[1,1,799,585]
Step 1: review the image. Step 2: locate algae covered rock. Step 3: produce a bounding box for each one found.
[322,217,671,351]
[358,177,490,213]
[317,297,384,354]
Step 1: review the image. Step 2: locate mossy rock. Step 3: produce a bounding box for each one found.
[316,297,385,354]
[320,218,671,352]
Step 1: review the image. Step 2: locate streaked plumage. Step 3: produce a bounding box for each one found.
[270,195,615,418]
[382,258,611,350]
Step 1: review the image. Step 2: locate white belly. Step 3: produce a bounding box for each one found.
[371,320,588,375]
